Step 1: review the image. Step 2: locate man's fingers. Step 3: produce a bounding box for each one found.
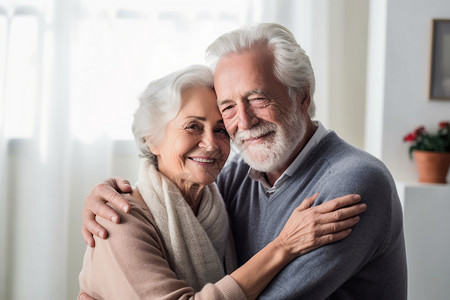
[81,227,96,247]
[112,176,132,194]
[94,182,129,214]
[80,177,133,247]
[79,292,96,300]
[90,195,122,223]
[82,209,108,239]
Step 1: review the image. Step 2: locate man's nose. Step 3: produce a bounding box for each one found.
[236,103,259,130]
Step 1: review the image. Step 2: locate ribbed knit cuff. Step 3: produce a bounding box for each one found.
[215,275,247,300]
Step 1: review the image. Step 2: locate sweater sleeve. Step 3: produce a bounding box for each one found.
[78,195,246,300]
[259,157,406,299]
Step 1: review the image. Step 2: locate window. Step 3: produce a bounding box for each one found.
[1,0,258,141]
[1,5,41,138]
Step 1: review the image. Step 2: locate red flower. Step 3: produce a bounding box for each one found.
[404,121,450,159]
[439,121,449,128]
[403,133,417,142]
[414,126,425,135]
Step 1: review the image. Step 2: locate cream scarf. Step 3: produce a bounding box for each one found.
[136,159,237,291]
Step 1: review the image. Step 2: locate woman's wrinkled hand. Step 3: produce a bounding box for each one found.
[275,193,366,258]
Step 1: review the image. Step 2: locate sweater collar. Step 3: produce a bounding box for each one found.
[249,121,330,194]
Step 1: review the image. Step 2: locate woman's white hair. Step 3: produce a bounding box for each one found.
[132,65,214,162]
[206,23,315,117]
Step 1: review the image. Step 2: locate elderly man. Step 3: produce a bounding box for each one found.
[82,23,407,299]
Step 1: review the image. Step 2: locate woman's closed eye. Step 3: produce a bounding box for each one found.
[186,123,203,132]
[214,126,229,138]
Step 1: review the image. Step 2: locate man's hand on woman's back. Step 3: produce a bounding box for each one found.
[81,177,132,247]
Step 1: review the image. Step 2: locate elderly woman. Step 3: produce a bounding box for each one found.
[78,65,365,299]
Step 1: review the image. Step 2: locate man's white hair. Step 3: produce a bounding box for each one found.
[206,22,315,117]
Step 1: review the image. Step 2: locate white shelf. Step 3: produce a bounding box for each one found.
[395,182,450,300]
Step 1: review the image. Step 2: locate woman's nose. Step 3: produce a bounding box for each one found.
[198,131,219,151]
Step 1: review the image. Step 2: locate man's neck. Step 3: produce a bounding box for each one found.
[265,119,317,186]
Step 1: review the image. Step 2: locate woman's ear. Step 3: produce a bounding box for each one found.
[145,137,160,155]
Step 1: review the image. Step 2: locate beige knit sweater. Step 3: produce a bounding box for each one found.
[78,193,246,300]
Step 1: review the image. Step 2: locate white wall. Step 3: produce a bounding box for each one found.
[328,0,369,149]
[366,0,450,182]
[256,0,370,150]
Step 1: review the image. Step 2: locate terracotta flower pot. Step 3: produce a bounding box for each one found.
[413,150,450,184]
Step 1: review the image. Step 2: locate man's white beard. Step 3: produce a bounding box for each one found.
[234,111,307,173]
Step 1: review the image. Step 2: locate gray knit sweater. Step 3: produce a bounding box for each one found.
[217,131,407,300]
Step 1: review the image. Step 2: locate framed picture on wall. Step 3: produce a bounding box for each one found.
[429,19,450,100]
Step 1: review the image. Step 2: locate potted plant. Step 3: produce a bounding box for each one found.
[403,121,450,183]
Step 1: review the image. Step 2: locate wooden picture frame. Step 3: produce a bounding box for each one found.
[429,19,450,100]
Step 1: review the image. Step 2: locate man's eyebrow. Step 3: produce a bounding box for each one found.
[246,89,272,100]
[247,89,266,96]
[217,99,234,106]
[217,89,268,106]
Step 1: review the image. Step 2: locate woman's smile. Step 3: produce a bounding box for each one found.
[150,85,230,187]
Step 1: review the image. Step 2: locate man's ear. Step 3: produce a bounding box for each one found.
[301,83,311,104]
[298,84,311,113]
[301,92,311,106]
[296,93,311,115]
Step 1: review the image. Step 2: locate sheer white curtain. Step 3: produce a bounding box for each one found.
[0,1,116,298]
[0,0,317,298]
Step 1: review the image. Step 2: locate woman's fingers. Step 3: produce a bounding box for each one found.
[315,194,362,213]
[319,202,367,224]
[300,204,366,253]
[316,215,361,236]
[297,193,319,210]
[313,228,353,249]
[295,217,360,256]
[295,194,366,225]
[279,194,367,256]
